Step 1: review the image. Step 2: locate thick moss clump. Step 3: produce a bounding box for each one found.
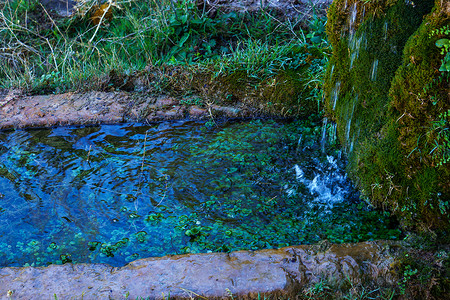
[324,0,449,230]
[389,2,450,229]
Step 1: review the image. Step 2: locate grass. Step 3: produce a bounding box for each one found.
[0,0,329,96]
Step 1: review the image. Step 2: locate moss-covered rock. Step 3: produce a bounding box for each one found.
[324,0,449,230]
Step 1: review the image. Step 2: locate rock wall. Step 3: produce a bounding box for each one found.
[324,0,449,230]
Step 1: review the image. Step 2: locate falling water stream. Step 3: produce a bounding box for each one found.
[0,119,400,267]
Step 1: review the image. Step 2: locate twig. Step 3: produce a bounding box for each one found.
[88,2,113,44]
[178,287,209,300]
[39,2,67,44]
[156,175,170,206]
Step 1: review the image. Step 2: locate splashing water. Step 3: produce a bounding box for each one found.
[292,155,351,213]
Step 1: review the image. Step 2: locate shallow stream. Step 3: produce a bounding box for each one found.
[0,119,400,267]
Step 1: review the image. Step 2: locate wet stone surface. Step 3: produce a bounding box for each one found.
[0,242,402,299]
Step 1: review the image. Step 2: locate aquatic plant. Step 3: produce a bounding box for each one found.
[0,120,401,267]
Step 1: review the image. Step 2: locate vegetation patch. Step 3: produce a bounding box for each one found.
[0,0,330,117]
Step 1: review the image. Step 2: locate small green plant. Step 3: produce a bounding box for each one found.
[430,25,450,72]
[180,96,203,106]
[303,279,332,299]
[398,264,418,295]
[306,14,326,45]
[429,109,450,166]
[437,193,449,215]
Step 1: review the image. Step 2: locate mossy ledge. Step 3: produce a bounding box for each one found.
[324,0,449,231]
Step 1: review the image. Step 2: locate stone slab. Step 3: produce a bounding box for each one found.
[0,242,401,299]
[0,91,247,131]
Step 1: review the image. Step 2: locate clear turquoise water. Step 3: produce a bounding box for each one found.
[0,119,401,267]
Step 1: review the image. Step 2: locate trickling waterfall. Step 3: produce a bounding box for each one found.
[344,90,358,143]
[371,59,379,81]
[320,117,328,153]
[320,117,337,155]
[349,3,358,32]
[383,20,389,40]
[332,81,341,110]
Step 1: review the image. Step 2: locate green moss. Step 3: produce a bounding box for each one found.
[324,0,450,231]
[258,69,318,116]
[187,66,319,117]
[216,70,258,102]
[388,1,450,229]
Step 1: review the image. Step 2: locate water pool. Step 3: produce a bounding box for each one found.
[0,119,400,267]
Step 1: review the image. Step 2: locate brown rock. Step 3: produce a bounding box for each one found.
[0,90,267,130]
[0,91,131,130]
